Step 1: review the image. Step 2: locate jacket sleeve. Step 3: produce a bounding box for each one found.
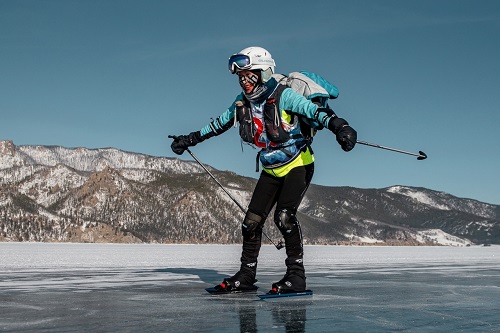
[279,88,336,128]
[199,94,243,139]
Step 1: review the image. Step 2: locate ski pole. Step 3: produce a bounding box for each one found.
[186,148,285,250]
[356,140,427,160]
[168,136,284,250]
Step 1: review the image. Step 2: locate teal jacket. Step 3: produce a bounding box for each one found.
[199,81,337,169]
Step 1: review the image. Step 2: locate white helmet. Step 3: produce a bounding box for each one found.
[228,46,275,82]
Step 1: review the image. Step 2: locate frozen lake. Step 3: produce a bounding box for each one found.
[1,243,499,332]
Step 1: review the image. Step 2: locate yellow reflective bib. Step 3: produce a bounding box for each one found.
[262,147,314,177]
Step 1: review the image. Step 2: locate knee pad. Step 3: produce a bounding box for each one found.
[242,211,264,237]
[274,209,298,234]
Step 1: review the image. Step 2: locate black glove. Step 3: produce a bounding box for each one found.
[328,116,357,152]
[170,131,204,155]
[336,125,357,152]
[242,211,264,239]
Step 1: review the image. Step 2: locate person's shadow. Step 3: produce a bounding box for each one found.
[154,267,226,285]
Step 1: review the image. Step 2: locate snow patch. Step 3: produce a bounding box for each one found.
[416,229,472,247]
[387,186,450,210]
[344,233,384,244]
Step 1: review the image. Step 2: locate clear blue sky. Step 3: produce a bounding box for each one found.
[1,0,499,205]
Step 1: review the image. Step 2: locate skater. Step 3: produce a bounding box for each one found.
[170,46,356,294]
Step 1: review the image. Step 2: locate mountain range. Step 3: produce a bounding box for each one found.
[1,140,498,246]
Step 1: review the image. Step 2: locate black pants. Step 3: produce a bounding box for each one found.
[239,163,314,279]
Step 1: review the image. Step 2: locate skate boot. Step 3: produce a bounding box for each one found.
[269,273,306,295]
[213,270,258,292]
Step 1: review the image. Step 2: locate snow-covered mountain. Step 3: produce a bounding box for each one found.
[1,140,498,245]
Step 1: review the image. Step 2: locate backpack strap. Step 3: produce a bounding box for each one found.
[263,84,295,144]
[267,84,288,102]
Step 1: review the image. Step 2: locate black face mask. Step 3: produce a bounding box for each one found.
[238,71,259,87]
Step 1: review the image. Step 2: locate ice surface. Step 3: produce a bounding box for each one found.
[1,243,499,332]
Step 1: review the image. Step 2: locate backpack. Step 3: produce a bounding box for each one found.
[274,71,339,105]
[271,71,339,139]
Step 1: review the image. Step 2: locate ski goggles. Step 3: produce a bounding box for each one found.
[228,54,252,74]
